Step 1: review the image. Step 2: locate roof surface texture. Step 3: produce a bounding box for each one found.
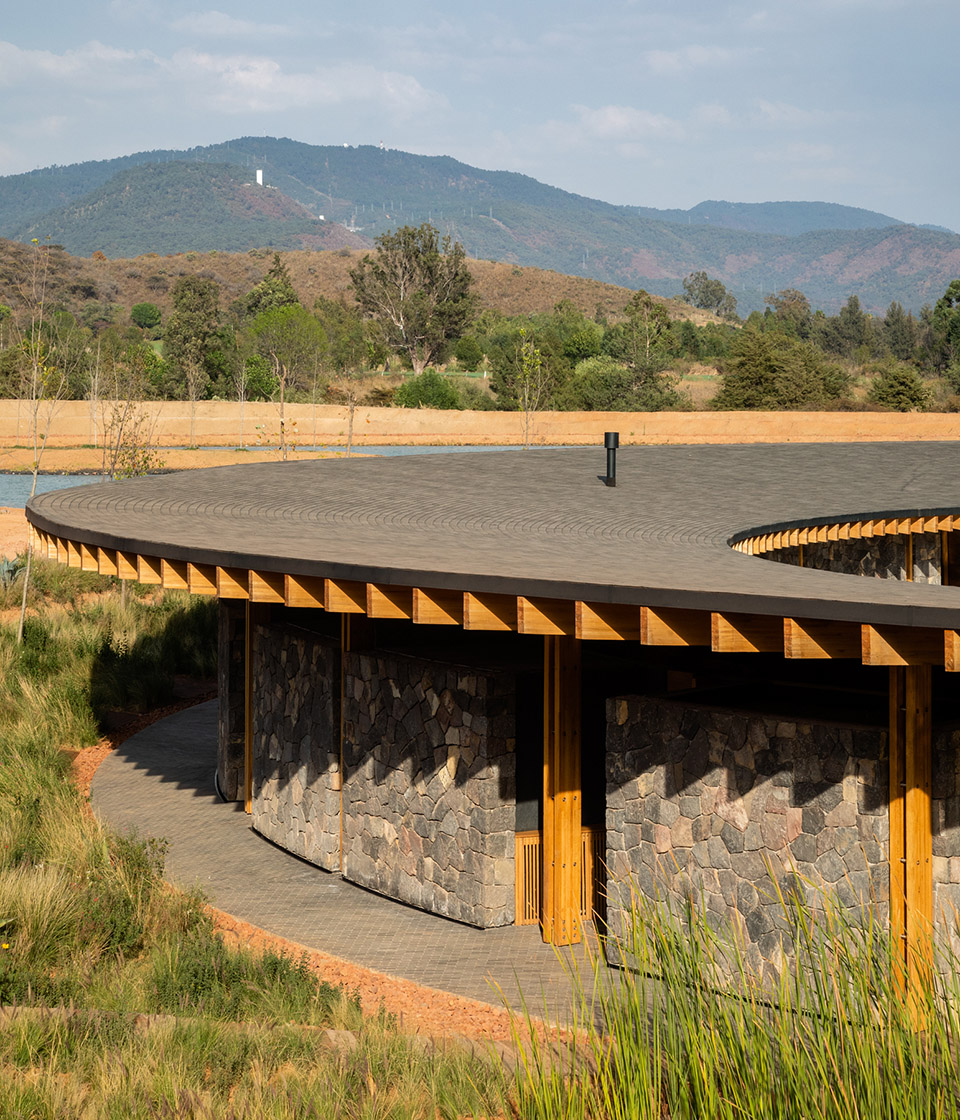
[25,443,960,628]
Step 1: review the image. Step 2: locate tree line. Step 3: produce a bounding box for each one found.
[2,225,960,422]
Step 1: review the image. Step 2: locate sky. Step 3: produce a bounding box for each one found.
[1,0,957,231]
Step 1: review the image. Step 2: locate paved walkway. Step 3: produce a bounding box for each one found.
[91,701,603,1018]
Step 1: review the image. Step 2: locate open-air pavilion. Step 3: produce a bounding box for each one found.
[25,442,960,979]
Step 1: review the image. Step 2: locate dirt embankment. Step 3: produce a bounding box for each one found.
[2,400,959,462]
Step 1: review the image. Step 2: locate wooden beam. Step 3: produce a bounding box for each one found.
[366,583,413,620]
[783,617,862,660]
[187,563,217,596]
[711,612,783,654]
[117,551,139,581]
[161,558,189,590]
[463,591,517,631]
[249,570,285,603]
[285,574,325,609]
[890,667,906,984]
[641,605,711,647]
[56,538,68,564]
[67,540,82,569]
[80,542,99,572]
[137,555,162,585]
[244,602,254,815]
[412,587,463,626]
[324,579,367,613]
[97,548,119,578]
[216,567,250,599]
[945,629,960,672]
[861,624,944,667]
[517,597,575,636]
[543,635,582,946]
[576,601,640,641]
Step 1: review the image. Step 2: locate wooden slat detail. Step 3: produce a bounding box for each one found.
[827,524,839,541]
[838,523,850,540]
[284,574,325,608]
[80,542,99,572]
[249,570,285,603]
[945,630,960,672]
[849,522,863,539]
[514,831,542,927]
[366,583,413,619]
[788,528,800,547]
[412,587,463,626]
[161,558,189,590]
[137,555,163,585]
[861,624,944,667]
[187,563,218,596]
[576,602,641,641]
[67,539,82,568]
[216,567,250,599]
[517,597,575,636]
[117,551,139,581]
[798,528,811,545]
[890,667,906,984]
[324,579,367,613]
[712,612,783,654]
[783,617,862,660]
[463,592,517,631]
[97,548,119,578]
[641,606,711,647]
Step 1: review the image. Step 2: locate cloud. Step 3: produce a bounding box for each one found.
[0,40,156,89]
[572,104,685,143]
[171,10,294,39]
[642,44,752,76]
[752,100,857,129]
[167,49,444,118]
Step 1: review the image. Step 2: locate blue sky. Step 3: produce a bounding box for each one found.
[2,0,957,231]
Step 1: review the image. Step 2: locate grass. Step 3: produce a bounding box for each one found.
[509,884,960,1119]
[0,561,504,1117]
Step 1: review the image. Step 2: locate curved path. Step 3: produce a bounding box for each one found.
[91,701,593,1015]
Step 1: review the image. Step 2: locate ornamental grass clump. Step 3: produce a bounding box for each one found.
[508,884,960,1120]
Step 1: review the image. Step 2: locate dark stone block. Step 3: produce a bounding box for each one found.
[722,822,745,853]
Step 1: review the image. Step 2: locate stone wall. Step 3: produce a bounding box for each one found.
[251,623,342,872]
[934,724,960,952]
[606,696,889,973]
[342,650,516,928]
[771,533,941,583]
[217,601,246,802]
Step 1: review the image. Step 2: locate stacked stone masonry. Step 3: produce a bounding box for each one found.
[251,623,342,872]
[606,695,960,972]
[771,533,941,584]
[342,650,517,928]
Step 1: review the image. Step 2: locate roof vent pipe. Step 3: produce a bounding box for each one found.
[603,431,619,487]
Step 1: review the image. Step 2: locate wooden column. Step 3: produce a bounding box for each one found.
[542,635,582,945]
[889,665,933,991]
[243,602,269,815]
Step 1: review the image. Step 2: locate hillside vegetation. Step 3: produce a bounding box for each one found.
[2,137,959,314]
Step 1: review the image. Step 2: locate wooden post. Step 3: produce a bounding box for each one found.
[244,601,254,814]
[542,635,582,945]
[890,665,933,1000]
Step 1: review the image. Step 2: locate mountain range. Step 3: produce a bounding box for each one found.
[2,136,958,315]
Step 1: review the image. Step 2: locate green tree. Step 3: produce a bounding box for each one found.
[454,335,484,371]
[713,329,851,410]
[764,289,813,338]
[933,279,960,374]
[868,361,929,411]
[313,296,368,373]
[242,253,300,319]
[604,291,672,372]
[681,271,738,319]
[394,369,462,410]
[883,301,919,362]
[130,302,162,332]
[248,305,327,459]
[350,223,475,374]
[562,355,686,411]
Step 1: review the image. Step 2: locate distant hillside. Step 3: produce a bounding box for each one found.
[2,137,958,314]
[0,238,713,328]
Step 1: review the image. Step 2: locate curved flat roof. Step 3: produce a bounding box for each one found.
[25,442,960,628]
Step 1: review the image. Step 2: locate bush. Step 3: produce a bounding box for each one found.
[393,369,462,410]
[713,329,852,409]
[454,335,484,371]
[562,355,688,411]
[868,360,930,410]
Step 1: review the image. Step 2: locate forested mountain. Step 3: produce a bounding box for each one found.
[2,137,958,314]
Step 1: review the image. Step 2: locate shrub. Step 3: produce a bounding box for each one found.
[868,360,930,411]
[393,369,462,410]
